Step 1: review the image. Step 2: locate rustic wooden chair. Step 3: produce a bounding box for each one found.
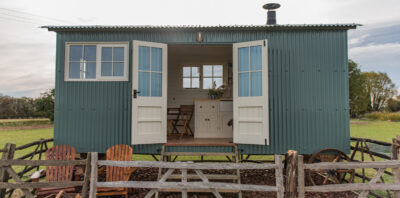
[96,144,136,198]
[168,105,194,139]
[31,145,78,198]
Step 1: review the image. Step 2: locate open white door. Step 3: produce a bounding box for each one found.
[132,40,167,144]
[233,40,269,145]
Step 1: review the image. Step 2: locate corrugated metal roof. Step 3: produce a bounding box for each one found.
[43,24,359,32]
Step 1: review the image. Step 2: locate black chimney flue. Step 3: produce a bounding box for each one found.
[263,3,280,25]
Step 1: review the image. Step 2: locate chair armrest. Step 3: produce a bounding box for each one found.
[30,169,45,182]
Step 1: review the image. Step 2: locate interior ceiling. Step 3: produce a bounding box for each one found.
[168,44,232,60]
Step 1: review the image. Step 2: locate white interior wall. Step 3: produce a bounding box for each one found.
[167,44,233,132]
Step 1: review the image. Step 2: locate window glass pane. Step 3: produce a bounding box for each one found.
[214,78,223,89]
[139,46,150,71]
[101,62,112,76]
[203,78,213,89]
[203,65,213,77]
[183,78,191,88]
[85,62,96,79]
[250,46,262,71]
[192,67,200,77]
[183,67,191,77]
[84,45,96,61]
[238,47,249,72]
[251,72,262,96]
[102,47,112,61]
[213,65,223,77]
[151,73,162,97]
[69,62,81,79]
[238,73,249,97]
[69,45,82,61]
[151,47,162,72]
[192,77,200,88]
[113,47,124,61]
[113,63,124,76]
[139,72,150,96]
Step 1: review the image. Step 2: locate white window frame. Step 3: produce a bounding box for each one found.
[182,66,200,89]
[65,42,129,81]
[202,64,223,90]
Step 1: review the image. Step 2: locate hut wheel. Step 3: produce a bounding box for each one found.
[307,148,355,186]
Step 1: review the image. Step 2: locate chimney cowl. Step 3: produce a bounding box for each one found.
[263,3,280,25]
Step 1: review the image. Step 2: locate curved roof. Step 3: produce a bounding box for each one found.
[42,24,359,32]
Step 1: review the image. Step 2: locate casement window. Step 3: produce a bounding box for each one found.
[65,43,128,81]
[203,65,223,89]
[182,66,200,88]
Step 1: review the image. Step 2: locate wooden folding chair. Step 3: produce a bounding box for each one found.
[167,105,194,139]
[96,144,136,198]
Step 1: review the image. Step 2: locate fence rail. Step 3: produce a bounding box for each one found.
[89,152,285,198]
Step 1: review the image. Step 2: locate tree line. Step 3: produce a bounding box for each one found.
[0,89,54,121]
[349,60,398,117]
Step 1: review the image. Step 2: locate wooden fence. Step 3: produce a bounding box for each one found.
[89,152,285,198]
[298,154,400,198]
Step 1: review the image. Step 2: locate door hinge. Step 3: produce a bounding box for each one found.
[263,40,266,47]
[265,138,267,145]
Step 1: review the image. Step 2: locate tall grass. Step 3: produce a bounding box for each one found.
[363,112,400,121]
[0,118,51,127]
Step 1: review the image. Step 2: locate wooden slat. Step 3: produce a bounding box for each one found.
[144,168,175,198]
[167,174,238,180]
[304,160,400,169]
[14,138,54,150]
[81,153,91,198]
[304,183,400,192]
[297,155,305,198]
[98,160,278,170]
[195,170,223,198]
[96,181,278,192]
[182,169,187,198]
[164,142,237,147]
[358,168,385,198]
[89,152,98,198]
[0,181,85,189]
[163,152,236,156]
[0,159,86,166]
[275,155,284,198]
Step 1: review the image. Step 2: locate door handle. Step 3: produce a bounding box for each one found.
[133,89,140,98]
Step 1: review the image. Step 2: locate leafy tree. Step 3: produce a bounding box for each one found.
[34,89,55,121]
[348,60,369,117]
[363,72,397,111]
[387,96,400,112]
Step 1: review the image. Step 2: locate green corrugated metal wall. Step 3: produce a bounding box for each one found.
[54,29,350,155]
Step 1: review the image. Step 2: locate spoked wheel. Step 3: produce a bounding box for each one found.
[307,148,355,186]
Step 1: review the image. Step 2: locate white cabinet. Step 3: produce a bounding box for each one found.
[194,99,233,138]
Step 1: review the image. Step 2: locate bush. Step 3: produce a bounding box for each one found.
[364,112,400,121]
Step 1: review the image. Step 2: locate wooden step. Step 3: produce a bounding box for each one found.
[163,152,236,156]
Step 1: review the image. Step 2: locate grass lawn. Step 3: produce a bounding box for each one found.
[350,119,400,142]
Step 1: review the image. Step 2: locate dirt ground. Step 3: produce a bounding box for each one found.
[128,168,357,198]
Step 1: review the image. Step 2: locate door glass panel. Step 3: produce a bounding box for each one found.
[251,72,262,96]
[238,73,249,97]
[238,47,249,72]
[139,72,150,96]
[151,47,162,72]
[151,73,162,97]
[250,46,262,71]
[139,46,150,71]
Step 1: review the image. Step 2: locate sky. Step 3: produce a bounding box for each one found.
[0,0,399,98]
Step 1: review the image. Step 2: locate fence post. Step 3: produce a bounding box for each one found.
[0,143,16,198]
[285,150,298,198]
[81,153,92,198]
[89,152,98,198]
[393,135,400,198]
[297,155,305,198]
[275,155,284,198]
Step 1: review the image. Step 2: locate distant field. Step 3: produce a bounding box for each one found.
[350,119,400,142]
[0,118,51,128]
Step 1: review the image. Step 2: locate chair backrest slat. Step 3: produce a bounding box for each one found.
[106,144,133,181]
[45,145,76,182]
